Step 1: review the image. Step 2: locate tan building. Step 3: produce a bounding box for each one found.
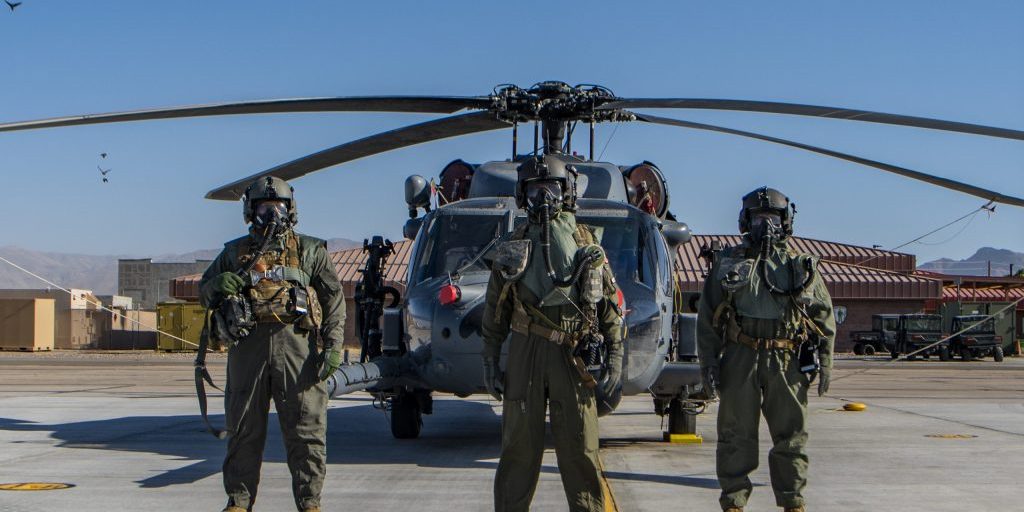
[0,298,55,351]
[0,289,104,349]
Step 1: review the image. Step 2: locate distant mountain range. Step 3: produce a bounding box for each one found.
[0,238,360,296]
[918,247,1024,277]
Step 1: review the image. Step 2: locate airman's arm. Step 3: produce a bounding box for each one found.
[481,269,512,359]
[310,242,346,348]
[806,272,836,369]
[199,249,232,308]
[696,261,725,369]
[597,263,624,344]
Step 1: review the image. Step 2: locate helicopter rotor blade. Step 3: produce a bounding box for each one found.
[0,96,493,133]
[603,99,1024,141]
[634,112,1024,207]
[205,111,510,200]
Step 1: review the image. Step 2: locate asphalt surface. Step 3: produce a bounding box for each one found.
[0,352,1022,511]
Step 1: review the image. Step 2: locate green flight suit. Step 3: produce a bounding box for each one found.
[200,230,345,512]
[697,241,834,510]
[482,212,623,512]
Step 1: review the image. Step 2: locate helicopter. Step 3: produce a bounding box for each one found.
[2,81,1023,440]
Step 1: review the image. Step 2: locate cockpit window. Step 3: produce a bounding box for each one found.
[413,214,505,283]
[577,213,657,291]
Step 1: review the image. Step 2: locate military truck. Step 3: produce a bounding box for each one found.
[949,315,1004,362]
[890,314,949,361]
[849,314,900,355]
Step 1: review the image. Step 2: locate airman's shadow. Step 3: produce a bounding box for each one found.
[0,397,725,492]
[0,397,502,489]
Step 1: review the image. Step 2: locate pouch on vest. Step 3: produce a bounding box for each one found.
[577,244,606,305]
[494,239,531,281]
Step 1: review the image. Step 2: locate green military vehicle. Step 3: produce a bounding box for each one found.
[949,315,1004,362]
[850,314,900,356]
[890,313,949,361]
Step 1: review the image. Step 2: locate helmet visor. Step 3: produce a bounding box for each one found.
[254,200,288,226]
[524,180,564,209]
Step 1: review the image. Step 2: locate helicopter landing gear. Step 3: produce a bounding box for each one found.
[390,388,432,439]
[654,395,703,443]
[667,397,698,436]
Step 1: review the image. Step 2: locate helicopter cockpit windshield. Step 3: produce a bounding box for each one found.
[413,213,506,283]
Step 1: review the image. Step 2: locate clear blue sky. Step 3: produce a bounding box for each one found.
[1,1,1021,265]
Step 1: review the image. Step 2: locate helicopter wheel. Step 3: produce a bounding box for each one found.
[390,390,423,439]
[667,397,697,435]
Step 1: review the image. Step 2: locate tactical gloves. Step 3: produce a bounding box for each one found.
[817,365,831,397]
[600,340,623,399]
[600,362,621,399]
[701,365,720,400]
[482,356,504,401]
[211,272,245,297]
[318,346,342,382]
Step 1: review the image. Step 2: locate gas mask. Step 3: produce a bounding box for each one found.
[524,180,565,221]
[253,200,288,232]
[748,211,784,246]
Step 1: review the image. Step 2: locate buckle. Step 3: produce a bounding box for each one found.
[250,266,286,285]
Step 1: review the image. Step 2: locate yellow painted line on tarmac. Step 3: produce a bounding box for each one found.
[0,482,75,491]
[597,455,620,512]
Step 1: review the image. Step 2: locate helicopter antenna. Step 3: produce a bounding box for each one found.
[566,122,572,155]
[512,121,518,159]
[589,121,595,161]
[533,121,539,156]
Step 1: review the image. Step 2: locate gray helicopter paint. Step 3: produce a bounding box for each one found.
[465,158,628,203]
[368,199,677,399]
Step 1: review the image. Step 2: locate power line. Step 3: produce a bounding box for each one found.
[854,201,992,268]
[0,254,202,349]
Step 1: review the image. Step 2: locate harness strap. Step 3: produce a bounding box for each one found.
[733,332,798,350]
[194,313,227,439]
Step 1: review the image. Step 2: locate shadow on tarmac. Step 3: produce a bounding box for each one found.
[0,398,502,489]
[0,396,724,492]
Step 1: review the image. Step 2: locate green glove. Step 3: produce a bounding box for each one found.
[318,347,342,382]
[817,365,831,397]
[211,272,245,296]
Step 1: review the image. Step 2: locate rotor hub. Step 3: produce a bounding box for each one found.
[490,82,633,124]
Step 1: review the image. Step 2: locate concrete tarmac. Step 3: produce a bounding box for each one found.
[0,352,1022,511]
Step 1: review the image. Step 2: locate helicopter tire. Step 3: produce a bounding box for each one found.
[667,397,697,435]
[994,346,1004,362]
[390,391,423,439]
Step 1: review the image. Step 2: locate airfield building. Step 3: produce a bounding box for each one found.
[118,258,212,310]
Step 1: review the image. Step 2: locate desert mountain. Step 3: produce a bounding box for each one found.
[0,238,360,296]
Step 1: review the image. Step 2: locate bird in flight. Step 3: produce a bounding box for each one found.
[100,152,107,159]
[5,1,22,12]
[98,166,112,183]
